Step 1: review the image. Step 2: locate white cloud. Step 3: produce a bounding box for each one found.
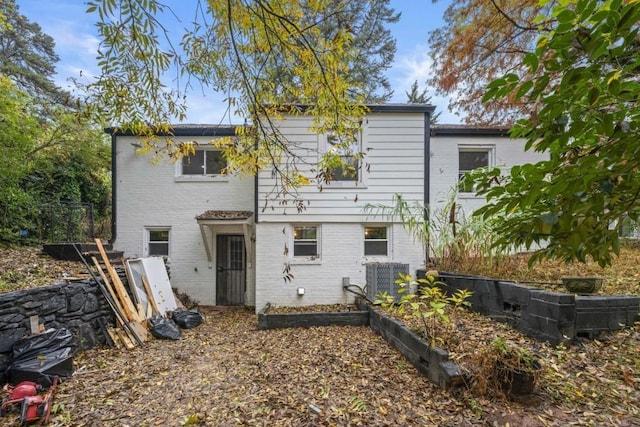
[389,44,464,124]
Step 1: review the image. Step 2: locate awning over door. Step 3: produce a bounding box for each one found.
[196,210,254,268]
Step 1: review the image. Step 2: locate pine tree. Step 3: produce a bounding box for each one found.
[0,0,69,112]
[405,80,440,124]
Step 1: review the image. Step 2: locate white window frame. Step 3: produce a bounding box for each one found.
[363,225,391,260]
[318,129,365,188]
[290,225,321,264]
[175,146,228,182]
[144,226,171,258]
[458,145,495,197]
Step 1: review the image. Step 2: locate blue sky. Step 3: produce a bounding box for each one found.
[17,0,460,124]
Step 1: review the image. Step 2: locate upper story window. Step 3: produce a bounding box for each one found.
[181,148,226,176]
[293,225,319,257]
[321,130,362,185]
[364,226,388,256]
[145,227,170,257]
[458,146,493,193]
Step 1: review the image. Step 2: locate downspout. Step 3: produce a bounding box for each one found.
[424,111,432,262]
[253,127,259,224]
[109,132,117,244]
[254,169,259,224]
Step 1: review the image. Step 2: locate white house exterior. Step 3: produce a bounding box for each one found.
[108,104,547,311]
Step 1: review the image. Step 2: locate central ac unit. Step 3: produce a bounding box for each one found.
[366,262,409,301]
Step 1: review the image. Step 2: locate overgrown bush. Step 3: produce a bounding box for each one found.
[374,271,472,347]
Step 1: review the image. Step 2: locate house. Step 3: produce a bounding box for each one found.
[107,104,547,311]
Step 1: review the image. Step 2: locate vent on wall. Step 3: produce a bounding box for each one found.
[366,262,409,301]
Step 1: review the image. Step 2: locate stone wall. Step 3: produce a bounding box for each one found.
[0,280,115,382]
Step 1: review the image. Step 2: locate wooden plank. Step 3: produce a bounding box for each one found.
[128,321,150,342]
[92,257,125,327]
[94,239,140,322]
[92,257,149,344]
[141,275,160,315]
[116,329,135,350]
[29,316,40,335]
[107,328,122,349]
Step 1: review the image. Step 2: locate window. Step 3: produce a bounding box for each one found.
[324,131,360,183]
[458,147,492,193]
[146,227,170,257]
[293,226,318,257]
[364,226,388,256]
[181,148,226,176]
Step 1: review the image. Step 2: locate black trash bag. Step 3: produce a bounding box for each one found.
[7,328,76,387]
[148,315,181,340]
[171,309,204,329]
[7,347,73,387]
[11,328,76,361]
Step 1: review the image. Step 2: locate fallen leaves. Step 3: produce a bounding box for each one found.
[0,246,639,425]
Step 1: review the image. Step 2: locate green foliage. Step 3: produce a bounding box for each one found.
[84,0,400,201]
[0,76,111,244]
[0,0,69,118]
[475,0,640,267]
[365,190,509,271]
[375,271,472,347]
[0,76,40,243]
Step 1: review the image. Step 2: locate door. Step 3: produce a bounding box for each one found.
[216,235,246,305]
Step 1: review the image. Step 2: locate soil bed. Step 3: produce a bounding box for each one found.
[266,304,359,314]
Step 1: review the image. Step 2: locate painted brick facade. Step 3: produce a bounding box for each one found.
[255,223,423,311]
[113,134,255,306]
[110,109,548,311]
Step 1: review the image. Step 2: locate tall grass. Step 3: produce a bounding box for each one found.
[364,189,511,273]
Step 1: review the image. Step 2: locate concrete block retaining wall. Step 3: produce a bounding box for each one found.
[439,273,640,345]
[257,303,369,329]
[365,304,465,389]
[258,301,465,389]
[0,280,115,383]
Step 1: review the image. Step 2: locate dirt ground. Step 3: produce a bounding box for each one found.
[0,246,639,426]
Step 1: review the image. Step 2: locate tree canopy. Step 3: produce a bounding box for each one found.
[470,0,640,267]
[428,0,550,125]
[0,0,69,115]
[84,0,400,198]
[0,1,111,244]
[405,79,440,124]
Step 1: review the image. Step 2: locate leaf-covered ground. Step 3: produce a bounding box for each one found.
[0,246,638,425]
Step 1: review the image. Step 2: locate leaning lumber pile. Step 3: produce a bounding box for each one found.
[91,239,179,349]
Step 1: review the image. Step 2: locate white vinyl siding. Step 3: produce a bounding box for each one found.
[258,113,427,221]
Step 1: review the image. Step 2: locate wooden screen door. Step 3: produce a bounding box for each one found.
[216,235,246,305]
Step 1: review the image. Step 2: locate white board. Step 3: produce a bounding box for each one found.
[128,257,177,315]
